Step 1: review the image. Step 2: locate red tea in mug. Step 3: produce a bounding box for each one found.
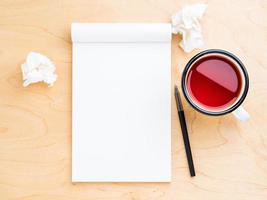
[186,55,242,111]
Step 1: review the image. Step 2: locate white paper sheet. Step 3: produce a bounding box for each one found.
[71,23,171,182]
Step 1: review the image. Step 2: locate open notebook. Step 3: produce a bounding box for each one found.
[71,23,171,182]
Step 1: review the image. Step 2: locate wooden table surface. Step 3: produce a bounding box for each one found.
[0,0,266,199]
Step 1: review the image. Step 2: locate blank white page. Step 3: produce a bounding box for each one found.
[72,23,171,182]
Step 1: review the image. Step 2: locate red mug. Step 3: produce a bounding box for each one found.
[181,49,249,121]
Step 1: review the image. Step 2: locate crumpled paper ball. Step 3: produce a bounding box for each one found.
[172,4,207,53]
[21,52,57,87]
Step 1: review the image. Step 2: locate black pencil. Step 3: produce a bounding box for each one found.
[174,85,196,177]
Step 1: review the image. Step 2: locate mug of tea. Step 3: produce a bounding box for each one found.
[181,49,249,121]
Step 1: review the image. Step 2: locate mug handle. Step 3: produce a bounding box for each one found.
[232,106,250,121]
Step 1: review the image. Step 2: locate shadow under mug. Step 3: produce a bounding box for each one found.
[181,49,250,121]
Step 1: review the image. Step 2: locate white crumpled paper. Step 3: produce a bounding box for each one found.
[172,4,207,53]
[21,52,57,87]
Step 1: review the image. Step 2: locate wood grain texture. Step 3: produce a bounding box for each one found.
[0,0,266,199]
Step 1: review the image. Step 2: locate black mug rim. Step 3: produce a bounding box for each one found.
[181,49,249,116]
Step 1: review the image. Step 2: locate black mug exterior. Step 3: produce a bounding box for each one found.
[181,49,249,116]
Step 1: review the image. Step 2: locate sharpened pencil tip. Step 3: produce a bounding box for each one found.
[174,85,183,111]
[175,85,178,93]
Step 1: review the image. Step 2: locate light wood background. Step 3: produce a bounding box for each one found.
[0,0,266,199]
